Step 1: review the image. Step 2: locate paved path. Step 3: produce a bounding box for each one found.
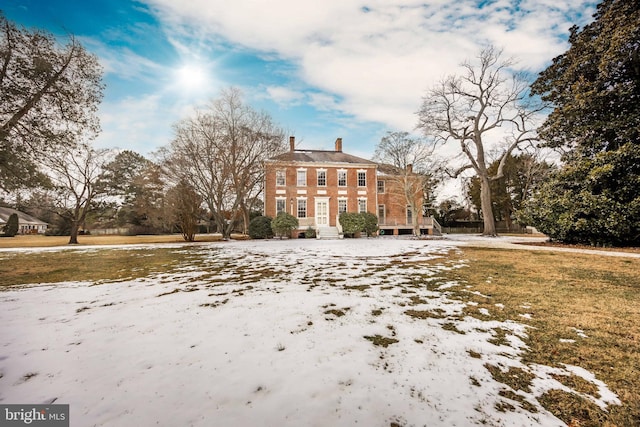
[442,234,640,258]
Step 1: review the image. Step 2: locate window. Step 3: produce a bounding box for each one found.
[276,170,286,186]
[377,180,385,193]
[297,169,306,186]
[338,170,347,187]
[357,171,366,187]
[297,199,307,218]
[338,198,347,214]
[378,205,385,224]
[276,199,286,215]
[358,198,367,213]
[406,206,413,224]
[317,170,326,187]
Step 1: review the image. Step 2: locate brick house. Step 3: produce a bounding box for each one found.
[263,137,440,237]
[376,163,440,236]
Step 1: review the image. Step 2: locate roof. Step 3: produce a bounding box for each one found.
[267,150,376,166]
[0,207,48,226]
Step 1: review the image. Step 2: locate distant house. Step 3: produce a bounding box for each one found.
[0,207,49,234]
[264,137,440,238]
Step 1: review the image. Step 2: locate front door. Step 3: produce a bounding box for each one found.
[316,199,329,226]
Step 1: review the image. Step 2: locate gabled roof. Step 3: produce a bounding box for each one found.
[0,207,48,226]
[267,150,376,165]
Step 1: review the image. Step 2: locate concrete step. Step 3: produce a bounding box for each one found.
[316,227,341,239]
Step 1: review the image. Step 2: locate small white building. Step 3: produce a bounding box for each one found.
[0,207,49,234]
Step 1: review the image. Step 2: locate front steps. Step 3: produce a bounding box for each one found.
[316,227,341,239]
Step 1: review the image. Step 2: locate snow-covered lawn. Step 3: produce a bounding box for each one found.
[0,238,619,426]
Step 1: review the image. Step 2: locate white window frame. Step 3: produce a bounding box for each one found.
[338,170,347,187]
[276,198,286,215]
[338,198,348,215]
[378,204,385,224]
[357,170,366,187]
[297,198,307,218]
[276,170,286,186]
[377,179,385,193]
[317,169,327,187]
[358,198,367,213]
[297,169,307,187]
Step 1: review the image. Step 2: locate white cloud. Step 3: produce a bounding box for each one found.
[143,0,596,138]
[95,93,203,156]
[264,86,305,106]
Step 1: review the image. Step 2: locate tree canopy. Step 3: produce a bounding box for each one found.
[525,0,640,246]
[531,0,639,159]
[0,13,104,192]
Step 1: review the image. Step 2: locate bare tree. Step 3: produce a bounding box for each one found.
[0,13,103,192]
[162,87,285,239]
[47,145,109,244]
[373,131,440,236]
[417,46,540,236]
[166,180,202,242]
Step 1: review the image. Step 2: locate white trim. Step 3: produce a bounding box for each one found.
[315,197,330,227]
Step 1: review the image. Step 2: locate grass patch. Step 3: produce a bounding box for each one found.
[0,248,187,287]
[484,364,535,393]
[442,322,466,334]
[537,389,607,427]
[364,334,399,348]
[498,389,538,413]
[436,247,640,426]
[404,309,446,320]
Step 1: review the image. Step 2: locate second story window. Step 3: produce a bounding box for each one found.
[276,170,286,186]
[377,180,385,193]
[338,170,347,187]
[357,171,366,187]
[297,169,306,186]
[317,170,326,187]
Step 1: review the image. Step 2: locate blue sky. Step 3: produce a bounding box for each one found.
[3,0,597,163]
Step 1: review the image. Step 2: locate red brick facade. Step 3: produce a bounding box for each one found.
[264,137,436,237]
[264,138,377,234]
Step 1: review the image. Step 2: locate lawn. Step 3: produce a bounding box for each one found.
[0,238,637,426]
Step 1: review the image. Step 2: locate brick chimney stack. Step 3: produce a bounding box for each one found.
[289,136,295,152]
[335,137,343,152]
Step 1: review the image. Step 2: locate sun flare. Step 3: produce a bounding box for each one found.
[175,63,209,92]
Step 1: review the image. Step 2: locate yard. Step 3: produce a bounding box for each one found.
[0,237,638,426]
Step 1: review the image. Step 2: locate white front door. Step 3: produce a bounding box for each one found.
[316,199,329,226]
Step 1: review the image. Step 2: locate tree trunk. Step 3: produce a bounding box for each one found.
[480,175,497,236]
[241,204,250,235]
[412,206,420,236]
[68,221,79,244]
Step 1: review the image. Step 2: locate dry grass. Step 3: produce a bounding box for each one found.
[440,247,640,426]
[0,247,188,286]
[0,233,228,248]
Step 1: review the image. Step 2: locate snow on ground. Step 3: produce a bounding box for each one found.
[0,238,619,426]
